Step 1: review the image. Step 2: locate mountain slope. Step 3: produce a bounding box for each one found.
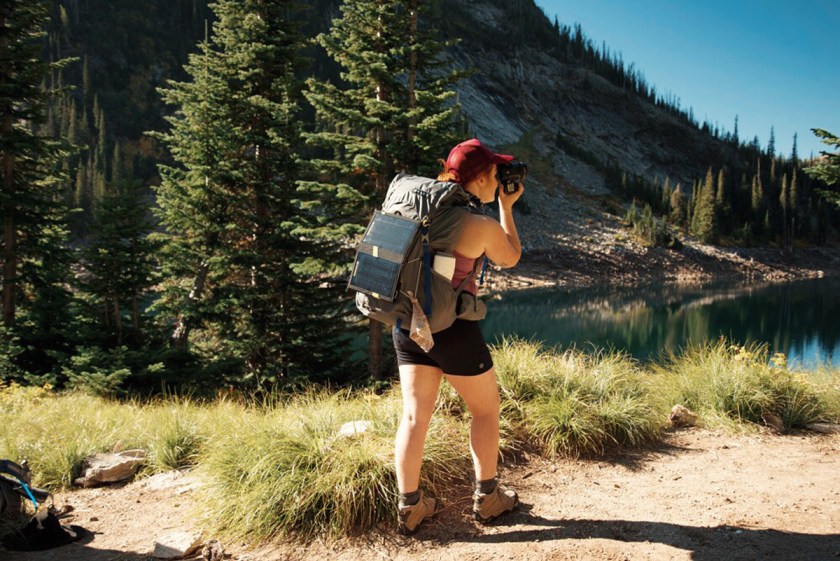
[438,0,838,280]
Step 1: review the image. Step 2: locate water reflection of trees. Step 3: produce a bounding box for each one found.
[484,278,840,366]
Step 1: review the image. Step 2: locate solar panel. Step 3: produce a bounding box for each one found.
[363,212,418,254]
[348,211,420,301]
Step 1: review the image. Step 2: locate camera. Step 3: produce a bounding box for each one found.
[497,161,528,194]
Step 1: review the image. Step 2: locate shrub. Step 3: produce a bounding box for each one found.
[654,341,836,430]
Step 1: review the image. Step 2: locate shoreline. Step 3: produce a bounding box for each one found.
[483,244,840,292]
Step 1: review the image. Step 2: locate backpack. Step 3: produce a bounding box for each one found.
[0,460,50,517]
[349,173,487,334]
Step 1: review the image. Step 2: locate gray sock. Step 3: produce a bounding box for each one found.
[477,478,497,495]
[400,490,420,506]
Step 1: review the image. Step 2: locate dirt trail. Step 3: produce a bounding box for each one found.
[3,429,838,561]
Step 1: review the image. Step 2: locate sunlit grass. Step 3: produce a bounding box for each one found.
[196,388,473,539]
[0,386,212,487]
[493,338,665,457]
[1,339,838,540]
[653,340,840,430]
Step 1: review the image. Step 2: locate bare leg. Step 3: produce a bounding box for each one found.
[395,364,443,493]
[444,367,501,481]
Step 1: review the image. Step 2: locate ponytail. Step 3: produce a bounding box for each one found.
[437,159,461,184]
[437,171,460,184]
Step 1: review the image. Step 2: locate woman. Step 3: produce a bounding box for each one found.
[393,139,524,535]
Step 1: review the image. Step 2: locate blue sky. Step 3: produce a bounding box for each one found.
[538,0,840,160]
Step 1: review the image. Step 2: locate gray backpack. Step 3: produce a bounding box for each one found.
[349,173,487,333]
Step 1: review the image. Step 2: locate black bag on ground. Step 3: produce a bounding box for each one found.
[2,509,87,551]
[1,459,87,552]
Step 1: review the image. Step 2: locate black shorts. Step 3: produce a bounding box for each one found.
[393,319,493,376]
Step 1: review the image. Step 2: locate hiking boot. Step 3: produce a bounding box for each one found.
[397,493,436,536]
[473,482,519,523]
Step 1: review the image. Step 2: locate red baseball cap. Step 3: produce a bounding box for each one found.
[445,139,514,185]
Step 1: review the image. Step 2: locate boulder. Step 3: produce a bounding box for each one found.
[669,405,698,427]
[338,420,373,437]
[805,422,840,434]
[73,450,146,488]
[152,530,202,559]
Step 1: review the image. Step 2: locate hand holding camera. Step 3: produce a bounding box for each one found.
[497,161,528,194]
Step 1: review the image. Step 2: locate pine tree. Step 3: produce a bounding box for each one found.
[733,115,739,145]
[750,174,764,237]
[715,168,731,233]
[669,184,686,229]
[660,177,671,213]
[305,0,465,379]
[767,126,776,159]
[154,0,351,386]
[110,139,123,184]
[1,0,76,381]
[692,168,718,244]
[779,173,789,249]
[805,128,840,208]
[67,100,79,146]
[687,179,697,226]
[82,55,91,107]
[81,179,158,346]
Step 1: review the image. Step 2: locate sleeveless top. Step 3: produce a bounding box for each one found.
[451,251,479,295]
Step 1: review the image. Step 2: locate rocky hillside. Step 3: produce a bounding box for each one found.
[441,0,838,281]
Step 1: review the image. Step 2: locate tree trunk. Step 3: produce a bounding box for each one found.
[247,147,269,380]
[368,319,383,380]
[407,1,417,143]
[369,10,392,381]
[130,237,139,331]
[1,15,16,329]
[171,261,209,348]
[2,136,14,329]
[131,292,139,331]
[113,297,122,346]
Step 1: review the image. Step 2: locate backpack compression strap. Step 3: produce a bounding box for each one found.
[421,217,433,317]
[0,460,40,510]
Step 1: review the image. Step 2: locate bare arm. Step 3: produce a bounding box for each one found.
[455,184,524,268]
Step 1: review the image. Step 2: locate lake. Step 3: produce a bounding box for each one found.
[481,277,840,369]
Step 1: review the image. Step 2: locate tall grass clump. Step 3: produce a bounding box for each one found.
[655,340,839,430]
[143,399,208,472]
[810,367,840,422]
[492,338,665,457]
[0,383,214,487]
[197,388,471,540]
[0,384,141,487]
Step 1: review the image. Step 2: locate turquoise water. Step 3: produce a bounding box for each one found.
[481,277,840,369]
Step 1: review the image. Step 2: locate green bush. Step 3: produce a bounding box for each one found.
[654,341,837,430]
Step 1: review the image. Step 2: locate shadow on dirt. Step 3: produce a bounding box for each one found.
[2,530,154,561]
[441,508,840,561]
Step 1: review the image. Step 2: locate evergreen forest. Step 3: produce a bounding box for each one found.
[2,0,839,394]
